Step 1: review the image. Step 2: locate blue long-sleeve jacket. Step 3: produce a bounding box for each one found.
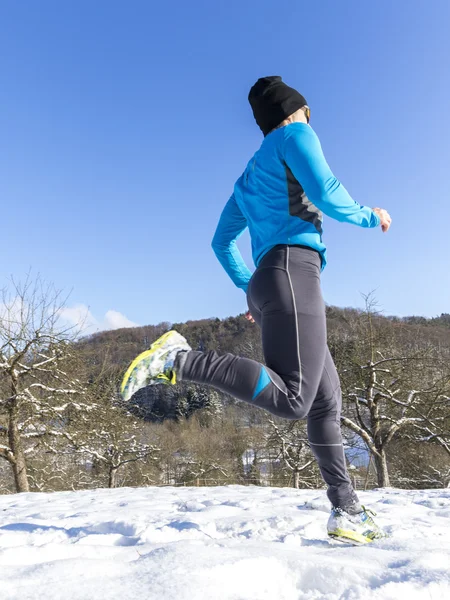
[211,123,380,293]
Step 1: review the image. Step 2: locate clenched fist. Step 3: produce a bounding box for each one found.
[372,207,392,233]
[245,310,255,324]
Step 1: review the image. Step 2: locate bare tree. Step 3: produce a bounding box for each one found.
[338,294,450,487]
[78,406,160,488]
[58,355,162,488]
[387,438,450,489]
[267,417,319,489]
[0,275,90,492]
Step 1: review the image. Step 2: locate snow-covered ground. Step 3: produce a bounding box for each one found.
[0,486,449,600]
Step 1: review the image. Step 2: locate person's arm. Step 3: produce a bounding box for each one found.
[283,124,380,228]
[211,194,253,293]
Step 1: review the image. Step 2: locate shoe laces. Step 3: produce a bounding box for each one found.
[333,505,377,524]
[361,506,377,517]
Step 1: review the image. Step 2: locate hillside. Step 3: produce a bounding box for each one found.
[79,306,450,375]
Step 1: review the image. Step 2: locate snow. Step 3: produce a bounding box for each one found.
[0,485,449,600]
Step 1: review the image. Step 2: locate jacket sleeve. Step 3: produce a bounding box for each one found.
[283,125,380,228]
[211,194,253,293]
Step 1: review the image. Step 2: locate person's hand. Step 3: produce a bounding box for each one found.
[245,310,255,324]
[372,207,392,233]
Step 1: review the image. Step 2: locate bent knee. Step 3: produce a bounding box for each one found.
[288,399,309,420]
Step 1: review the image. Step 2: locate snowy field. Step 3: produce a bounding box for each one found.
[0,485,449,600]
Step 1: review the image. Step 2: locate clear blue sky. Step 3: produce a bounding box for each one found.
[1,0,449,330]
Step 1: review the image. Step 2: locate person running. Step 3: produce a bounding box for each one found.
[121,76,392,545]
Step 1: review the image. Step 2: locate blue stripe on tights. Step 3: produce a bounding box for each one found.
[252,366,271,400]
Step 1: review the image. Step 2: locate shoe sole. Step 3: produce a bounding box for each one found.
[328,533,368,546]
[120,331,187,401]
[328,528,378,545]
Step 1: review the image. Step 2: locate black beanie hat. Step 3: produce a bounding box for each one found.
[248,76,308,136]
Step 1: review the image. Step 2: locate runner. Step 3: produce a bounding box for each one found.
[121,76,392,544]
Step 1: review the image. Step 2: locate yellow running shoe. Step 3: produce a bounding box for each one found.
[121,330,191,401]
[327,506,386,545]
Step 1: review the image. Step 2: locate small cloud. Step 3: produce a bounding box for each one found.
[59,304,97,333]
[59,304,138,335]
[103,310,138,330]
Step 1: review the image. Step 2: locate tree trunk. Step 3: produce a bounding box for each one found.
[373,449,390,487]
[8,412,29,493]
[108,465,118,488]
[293,470,300,489]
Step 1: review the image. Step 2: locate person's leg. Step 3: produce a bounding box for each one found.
[172,245,359,510]
[307,347,360,512]
[175,245,359,510]
[253,246,359,510]
[176,245,327,420]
